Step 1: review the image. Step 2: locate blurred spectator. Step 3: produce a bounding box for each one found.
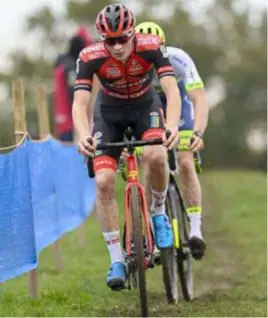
[53,26,93,141]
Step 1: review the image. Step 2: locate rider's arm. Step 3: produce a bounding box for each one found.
[150,43,181,133]
[174,49,208,134]
[188,88,208,134]
[88,74,101,133]
[72,90,92,140]
[72,52,97,140]
[160,76,181,131]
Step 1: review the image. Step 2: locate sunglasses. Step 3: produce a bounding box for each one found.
[104,36,131,46]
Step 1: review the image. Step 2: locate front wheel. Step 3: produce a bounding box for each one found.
[130,185,149,317]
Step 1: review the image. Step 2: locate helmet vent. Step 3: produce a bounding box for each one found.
[99,15,106,33]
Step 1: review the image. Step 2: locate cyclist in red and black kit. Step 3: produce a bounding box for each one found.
[73,4,181,291]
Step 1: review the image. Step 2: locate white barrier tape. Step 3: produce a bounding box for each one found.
[0,132,29,152]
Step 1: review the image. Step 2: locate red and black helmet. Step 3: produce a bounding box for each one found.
[95,4,135,39]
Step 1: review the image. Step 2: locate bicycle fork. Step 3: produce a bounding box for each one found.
[125,184,153,255]
[168,183,181,249]
[123,155,155,289]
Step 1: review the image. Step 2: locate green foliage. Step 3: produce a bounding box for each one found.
[26,6,56,34]
[0,0,266,171]
[9,51,53,80]
[66,0,117,23]
[26,6,66,53]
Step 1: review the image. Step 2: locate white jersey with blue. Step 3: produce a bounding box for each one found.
[167,46,203,90]
[155,46,204,131]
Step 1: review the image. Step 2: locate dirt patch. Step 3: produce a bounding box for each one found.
[193,178,238,298]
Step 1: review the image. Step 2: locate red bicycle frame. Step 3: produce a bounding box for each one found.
[124,153,153,262]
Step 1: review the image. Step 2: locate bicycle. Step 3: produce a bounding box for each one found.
[119,137,201,303]
[87,127,175,317]
[162,147,194,303]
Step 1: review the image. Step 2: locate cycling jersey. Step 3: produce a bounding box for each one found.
[153,46,204,94]
[74,34,175,100]
[153,46,204,131]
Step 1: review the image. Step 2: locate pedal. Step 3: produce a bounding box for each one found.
[147,261,155,268]
[154,256,161,266]
[146,255,155,269]
[177,248,187,261]
[153,246,161,265]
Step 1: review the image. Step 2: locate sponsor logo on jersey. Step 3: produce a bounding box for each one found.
[94,158,115,168]
[79,43,107,62]
[79,51,107,62]
[104,86,150,99]
[160,45,169,58]
[150,112,160,128]
[94,132,102,139]
[106,67,122,78]
[94,132,103,156]
[90,52,107,59]
[76,58,80,74]
[173,56,188,68]
[82,43,104,54]
[186,68,196,80]
[107,75,149,89]
[143,128,163,140]
[129,59,143,74]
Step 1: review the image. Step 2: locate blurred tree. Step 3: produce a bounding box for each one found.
[0,6,66,145]
[198,0,267,171]
[66,0,114,23]
[26,6,67,58]
[0,0,266,171]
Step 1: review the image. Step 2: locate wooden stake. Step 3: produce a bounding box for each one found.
[12,79,38,299]
[36,85,50,138]
[12,79,26,142]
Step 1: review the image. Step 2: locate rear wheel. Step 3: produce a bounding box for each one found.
[130,185,148,317]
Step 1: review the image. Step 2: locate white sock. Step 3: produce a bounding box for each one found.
[151,188,167,215]
[103,231,125,265]
[187,211,202,238]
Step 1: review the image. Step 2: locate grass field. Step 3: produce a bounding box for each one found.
[0,170,266,317]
